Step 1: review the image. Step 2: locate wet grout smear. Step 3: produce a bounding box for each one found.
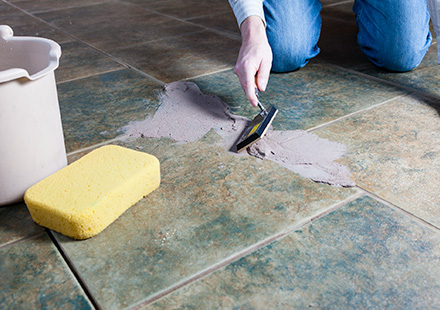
[120,81,248,143]
[120,81,354,187]
[248,130,355,187]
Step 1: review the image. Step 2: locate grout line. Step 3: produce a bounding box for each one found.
[184,66,235,81]
[2,0,169,85]
[322,0,355,8]
[101,28,209,49]
[184,10,235,22]
[306,92,410,132]
[309,190,364,222]
[327,62,440,102]
[121,2,242,42]
[126,66,165,86]
[129,231,294,308]
[3,0,110,14]
[4,0,240,85]
[0,232,45,250]
[202,27,241,41]
[357,188,440,233]
[66,138,121,157]
[47,230,102,310]
[129,191,363,308]
[56,67,128,85]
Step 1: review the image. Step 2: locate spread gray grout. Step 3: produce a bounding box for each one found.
[119,81,355,187]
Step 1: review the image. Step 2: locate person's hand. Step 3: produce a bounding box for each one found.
[234,16,272,107]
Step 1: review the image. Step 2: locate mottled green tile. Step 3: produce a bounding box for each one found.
[316,94,440,228]
[357,43,440,96]
[0,203,43,246]
[56,41,124,83]
[57,68,161,153]
[111,30,239,82]
[55,134,358,309]
[148,195,440,309]
[0,234,92,309]
[36,3,203,51]
[191,65,408,131]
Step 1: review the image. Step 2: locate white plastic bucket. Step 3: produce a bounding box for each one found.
[0,25,67,206]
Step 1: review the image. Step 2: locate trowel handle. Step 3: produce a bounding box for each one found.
[254,87,267,114]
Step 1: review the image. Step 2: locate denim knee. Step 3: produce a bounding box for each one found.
[368,31,432,72]
[264,0,321,73]
[269,36,320,72]
[354,0,432,72]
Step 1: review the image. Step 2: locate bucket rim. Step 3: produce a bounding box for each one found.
[0,25,61,83]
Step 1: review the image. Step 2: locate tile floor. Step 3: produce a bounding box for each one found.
[1,0,440,309]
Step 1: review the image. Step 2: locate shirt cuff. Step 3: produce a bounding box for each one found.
[228,0,266,28]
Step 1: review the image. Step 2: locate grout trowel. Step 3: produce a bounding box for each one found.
[236,88,278,152]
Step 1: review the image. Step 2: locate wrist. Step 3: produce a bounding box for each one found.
[240,16,266,42]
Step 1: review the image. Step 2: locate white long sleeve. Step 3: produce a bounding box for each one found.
[228,0,265,28]
[427,0,440,63]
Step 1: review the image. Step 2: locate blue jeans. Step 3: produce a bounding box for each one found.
[264,0,432,72]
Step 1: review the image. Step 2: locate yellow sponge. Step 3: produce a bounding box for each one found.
[24,145,160,239]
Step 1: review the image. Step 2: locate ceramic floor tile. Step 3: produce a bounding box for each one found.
[57,68,161,153]
[0,3,72,44]
[8,0,112,14]
[56,41,124,83]
[0,233,93,309]
[321,1,356,22]
[35,1,154,28]
[357,43,440,96]
[55,134,358,309]
[318,1,366,68]
[316,17,370,68]
[7,22,73,44]
[111,30,240,82]
[186,11,240,38]
[0,2,30,25]
[125,0,232,20]
[0,203,43,246]
[191,65,408,131]
[315,94,440,228]
[148,195,440,309]
[36,3,203,52]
